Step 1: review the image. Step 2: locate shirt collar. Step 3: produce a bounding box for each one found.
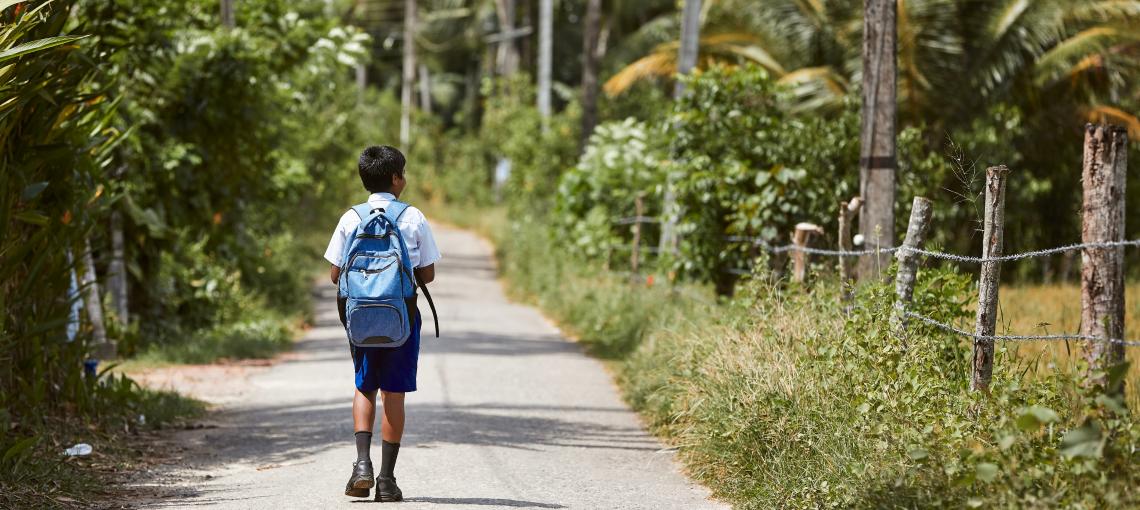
[369,192,397,201]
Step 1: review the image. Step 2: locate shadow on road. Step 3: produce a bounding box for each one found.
[399,497,566,508]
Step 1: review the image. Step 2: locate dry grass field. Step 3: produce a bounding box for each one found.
[998,283,1140,399]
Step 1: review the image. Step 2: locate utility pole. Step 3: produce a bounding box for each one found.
[660,0,702,255]
[221,0,235,29]
[857,0,898,281]
[400,0,416,148]
[580,0,602,149]
[537,0,553,126]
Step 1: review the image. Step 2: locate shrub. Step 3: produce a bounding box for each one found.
[480,75,581,217]
[555,118,668,259]
[668,65,862,291]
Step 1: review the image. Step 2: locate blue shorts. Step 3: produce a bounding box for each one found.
[339,298,421,393]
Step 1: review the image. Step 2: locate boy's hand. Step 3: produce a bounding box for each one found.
[330,265,340,285]
[414,264,435,285]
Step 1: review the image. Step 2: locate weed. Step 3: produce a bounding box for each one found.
[468,204,1140,508]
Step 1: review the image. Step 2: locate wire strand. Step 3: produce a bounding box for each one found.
[902,310,1140,347]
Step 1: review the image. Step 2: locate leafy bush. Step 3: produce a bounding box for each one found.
[555,118,668,258]
[668,65,861,290]
[480,75,581,216]
[1,0,382,503]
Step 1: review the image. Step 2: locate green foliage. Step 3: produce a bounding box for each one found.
[480,75,581,216]
[669,66,860,288]
[555,117,668,258]
[483,210,714,360]
[1,0,382,503]
[85,1,376,350]
[480,208,1140,507]
[138,313,294,364]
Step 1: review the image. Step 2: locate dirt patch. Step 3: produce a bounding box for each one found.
[127,361,270,407]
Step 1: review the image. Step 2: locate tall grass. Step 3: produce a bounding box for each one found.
[462,206,1140,509]
[992,284,1140,406]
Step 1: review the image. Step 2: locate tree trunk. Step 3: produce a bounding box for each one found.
[857,0,897,281]
[537,0,553,123]
[418,63,432,114]
[1080,124,1128,390]
[80,238,113,358]
[220,0,235,29]
[107,211,128,326]
[400,0,417,148]
[495,0,519,75]
[674,0,702,99]
[355,63,367,105]
[660,0,703,254]
[579,0,602,150]
[466,58,481,131]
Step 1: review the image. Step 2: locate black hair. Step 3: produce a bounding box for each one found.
[358,145,406,193]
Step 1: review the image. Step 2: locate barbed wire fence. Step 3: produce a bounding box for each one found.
[607,124,1132,392]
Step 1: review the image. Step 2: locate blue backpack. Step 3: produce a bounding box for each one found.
[337,200,439,348]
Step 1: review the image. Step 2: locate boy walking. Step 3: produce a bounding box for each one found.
[323,146,441,502]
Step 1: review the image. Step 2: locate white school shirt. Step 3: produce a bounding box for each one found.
[323,193,442,269]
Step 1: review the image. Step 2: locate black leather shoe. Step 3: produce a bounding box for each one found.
[344,461,374,498]
[375,476,403,502]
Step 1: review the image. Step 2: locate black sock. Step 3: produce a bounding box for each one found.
[355,431,372,463]
[380,440,400,478]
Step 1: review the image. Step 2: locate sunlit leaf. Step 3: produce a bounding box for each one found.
[1060,423,1104,459]
[0,35,85,64]
[975,462,999,483]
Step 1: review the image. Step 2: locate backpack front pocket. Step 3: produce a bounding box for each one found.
[346,299,409,347]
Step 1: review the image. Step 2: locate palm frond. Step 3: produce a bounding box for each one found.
[776,65,848,113]
[1084,105,1140,139]
[1034,26,1140,87]
[603,51,676,96]
[604,32,791,96]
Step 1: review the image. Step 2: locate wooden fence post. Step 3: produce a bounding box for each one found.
[839,197,863,301]
[892,196,933,334]
[792,223,823,283]
[971,165,1009,392]
[631,196,643,283]
[1080,124,1128,389]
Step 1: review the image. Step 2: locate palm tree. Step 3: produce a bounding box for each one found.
[603,0,1140,133]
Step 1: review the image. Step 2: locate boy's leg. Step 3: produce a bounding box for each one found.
[376,391,405,502]
[379,391,405,442]
[346,388,378,497]
[353,389,378,434]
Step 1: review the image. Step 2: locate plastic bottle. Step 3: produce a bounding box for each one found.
[64,443,93,456]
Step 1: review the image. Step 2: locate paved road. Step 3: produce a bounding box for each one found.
[144,226,724,510]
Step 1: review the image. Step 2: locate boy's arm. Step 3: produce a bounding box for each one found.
[413,210,441,286]
[324,212,350,286]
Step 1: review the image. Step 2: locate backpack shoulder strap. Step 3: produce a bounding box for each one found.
[350,202,373,222]
[383,200,411,224]
[382,200,415,273]
[382,200,439,338]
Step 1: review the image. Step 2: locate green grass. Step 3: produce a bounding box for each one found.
[453,204,1140,509]
[133,313,299,365]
